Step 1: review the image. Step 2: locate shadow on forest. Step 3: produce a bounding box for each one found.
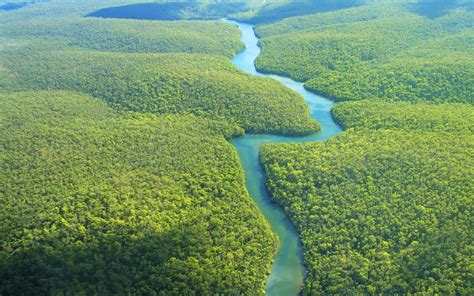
[0,218,215,294]
[0,0,48,11]
[87,2,246,21]
[0,2,28,11]
[409,0,474,18]
[247,0,362,23]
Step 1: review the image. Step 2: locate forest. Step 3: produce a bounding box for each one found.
[0,16,244,57]
[0,50,317,135]
[0,90,277,295]
[0,0,292,294]
[253,2,474,103]
[233,0,361,24]
[0,0,318,136]
[332,100,474,133]
[1,0,473,294]
[255,1,474,294]
[87,1,251,21]
[261,102,473,294]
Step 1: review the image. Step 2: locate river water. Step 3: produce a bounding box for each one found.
[226,20,343,295]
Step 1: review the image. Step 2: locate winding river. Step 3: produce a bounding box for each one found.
[226,20,343,295]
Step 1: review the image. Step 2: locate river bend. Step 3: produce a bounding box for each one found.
[227,20,343,295]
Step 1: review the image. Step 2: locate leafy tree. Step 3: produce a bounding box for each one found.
[0,91,277,295]
[0,51,318,135]
[253,3,474,104]
[261,102,474,295]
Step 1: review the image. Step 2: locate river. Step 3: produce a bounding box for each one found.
[226,20,343,295]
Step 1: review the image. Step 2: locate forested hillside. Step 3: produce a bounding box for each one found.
[0,0,318,294]
[0,0,318,136]
[0,51,317,135]
[233,0,361,24]
[2,0,473,294]
[261,102,474,294]
[332,100,474,133]
[0,16,243,57]
[0,91,276,295]
[87,1,252,21]
[256,1,473,294]
[254,2,474,103]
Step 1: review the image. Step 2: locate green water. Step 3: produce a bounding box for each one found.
[226,20,343,295]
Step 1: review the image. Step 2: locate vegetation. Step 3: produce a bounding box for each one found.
[3,0,472,294]
[333,100,474,133]
[87,1,251,21]
[0,90,277,295]
[0,0,179,17]
[254,3,474,103]
[261,102,474,294]
[233,0,361,24]
[0,0,318,135]
[304,45,474,103]
[409,0,474,18]
[0,1,322,293]
[0,16,243,57]
[0,50,318,135]
[255,1,473,293]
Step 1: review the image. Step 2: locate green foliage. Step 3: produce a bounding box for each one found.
[1,50,318,135]
[0,0,259,19]
[0,0,318,135]
[333,100,474,133]
[0,0,181,17]
[257,2,474,293]
[0,1,323,294]
[232,0,362,24]
[305,45,474,103]
[409,0,474,19]
[87,1,250,21]
[0,16,243,57]
[0,1,248,57]
[0,90,276,295]
[253,4,474,103]
[261,100,474,294]
[255,4,407,37]
[261,130,473,294]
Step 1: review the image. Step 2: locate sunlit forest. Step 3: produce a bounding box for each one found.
[1,0,472,295]
[253,1,473,294]
[1,51,317,135]
[1,91,277,294]
[261,103,473,294]
[254,2,473,103]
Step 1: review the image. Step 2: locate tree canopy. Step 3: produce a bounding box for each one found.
[0,91,277,295]
[261,101,474,294]
[254,3,474,103]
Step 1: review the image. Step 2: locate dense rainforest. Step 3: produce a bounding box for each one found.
[0,0,318,136]
[0,15,243,57]
[0,51,317,135]
[232,0,362,24]
[261,102,474,294]
[253,2,474,103]
[332,100,474,133]
[250,1,473,294]
[87,1,253,21]
[0,91,277,294]
[1,0,473,294]
[0,0,308,294]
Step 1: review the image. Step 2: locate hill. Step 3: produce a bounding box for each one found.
[261,101,474,294]
[0,90,277,294]
[1,50,318,135]
[254,3,474,103]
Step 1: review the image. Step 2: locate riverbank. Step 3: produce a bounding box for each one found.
[226,20,342,295]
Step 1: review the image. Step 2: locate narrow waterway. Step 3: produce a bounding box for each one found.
[226,20,343,295]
